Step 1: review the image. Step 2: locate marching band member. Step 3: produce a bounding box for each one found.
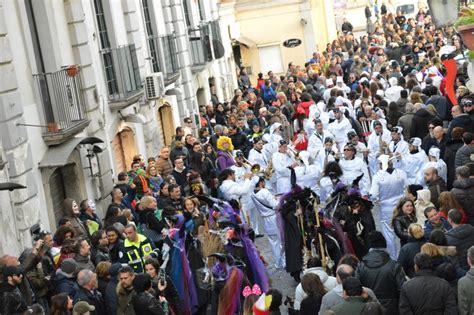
[304,105,320,136]
[247,137,268,171]
[231,151,261,235]
[388,126,409,159]
[418,147,448,184]
[369,155,408,260]
[261,133,278,162]
[216,136,235,171]
[367,120,391,176]
[272,140,299,194]
[252,177,284,269]
[339,144,370,195]
[327,107,352,151]
[314,137,338,171]
[347,130,368,160]
[269,122,284,143]
[295,150,321,193]
[218,168,254,226]
[397,137,429,185]
[307,119,335,158]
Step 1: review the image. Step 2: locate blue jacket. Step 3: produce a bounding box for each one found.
[54,271,79,298]
[424,217,452,240]
[261,85,276,103]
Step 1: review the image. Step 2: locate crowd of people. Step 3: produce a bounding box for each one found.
[1,3,474,315]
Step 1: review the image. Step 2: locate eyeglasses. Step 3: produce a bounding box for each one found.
[344,148,352,151]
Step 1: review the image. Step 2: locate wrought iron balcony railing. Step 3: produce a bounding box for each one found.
[147,34,180,80]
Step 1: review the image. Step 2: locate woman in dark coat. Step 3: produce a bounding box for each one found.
[391,198,418,247]
[132,274,166,315]
[444,127,465,188]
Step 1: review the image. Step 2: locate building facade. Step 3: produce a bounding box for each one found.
[0,0,236,256]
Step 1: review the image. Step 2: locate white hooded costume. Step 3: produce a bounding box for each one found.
[369,155,408,259]
[272,143,295,194]
[295,151,321,193]
[339,152,370,196]
[327,108,353,151]
[252,183,284,268]
[367,121,392,176]
[400,137,429,185]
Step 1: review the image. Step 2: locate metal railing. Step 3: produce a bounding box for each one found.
[33,66,87,132]
[210,19,222,44]
[102,44,142,101]
[147,34,180,78]
[188,22,213,65]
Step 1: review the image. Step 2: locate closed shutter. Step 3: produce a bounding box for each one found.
[159,105,175,146]
[112,133,126,173]
[49,168,66,225]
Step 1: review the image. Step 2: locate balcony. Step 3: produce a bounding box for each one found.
[147,34,180,85]
[33,66,90,146]
[102,44,143,110]
[187,20,225,73]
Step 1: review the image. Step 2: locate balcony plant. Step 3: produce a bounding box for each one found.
[454,7,474,50]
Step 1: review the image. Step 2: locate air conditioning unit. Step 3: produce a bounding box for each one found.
[145,72,165,100]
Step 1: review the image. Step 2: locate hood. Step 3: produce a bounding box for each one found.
[304,267,329,283]
[362,249,390,268]
[438,245,457,257]
[55,269,75,280]
[416,189,432,203]
[453,178,474,189]
[448,224,474,240]
[415,108,432,118]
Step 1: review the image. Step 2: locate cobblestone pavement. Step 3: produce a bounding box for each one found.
[255,236,297,315]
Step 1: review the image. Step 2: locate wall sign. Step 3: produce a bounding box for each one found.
[283,38,302,48]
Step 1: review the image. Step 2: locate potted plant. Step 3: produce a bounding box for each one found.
[65,64,79,77]
[455,7,474,50]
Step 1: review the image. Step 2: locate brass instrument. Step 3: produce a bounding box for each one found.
[288,147,301,160]
[264,158,273,180]
[378,135,388,155]
[242,157,262,175]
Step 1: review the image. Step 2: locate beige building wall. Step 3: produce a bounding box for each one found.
[235,0,336,80]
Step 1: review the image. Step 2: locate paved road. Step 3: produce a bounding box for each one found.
[255,236,297,314]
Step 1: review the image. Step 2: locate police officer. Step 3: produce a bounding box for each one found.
[120,223,154,273]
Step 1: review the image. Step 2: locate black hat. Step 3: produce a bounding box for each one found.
[3,265,23,278]
[347,130,357,140]
[368,231,387,249]
[279,139,288,146]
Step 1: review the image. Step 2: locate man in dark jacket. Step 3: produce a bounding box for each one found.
[131,273,166,314]
[229,125,249,153]
[455,132,474,168]
[446,209,474,271]
[410,103,434,139]
[53,259,79,297]
[423,207,452,240]
[74,269,106,315]
[356,231,406,314]
[448,105,473,137]
[424,167,447,208]
[451,166,474,225]
[330,277,367,315]
[116,265,136,315]
[458,246,474,315]
[399,253,457,314]
[0,266,29,314]
[445,127,465,188]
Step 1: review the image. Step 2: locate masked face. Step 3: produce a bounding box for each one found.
[88,200,96,212]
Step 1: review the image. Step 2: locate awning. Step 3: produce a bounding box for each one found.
[39,136,104,168]
[0,182,26,191]
[233,36,255,48]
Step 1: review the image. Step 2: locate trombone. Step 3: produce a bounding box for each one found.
[288,146,301,160]
[242,157,263,175]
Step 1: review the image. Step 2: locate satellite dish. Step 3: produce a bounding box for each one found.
[213,40,225,59]
[427,0,459,28]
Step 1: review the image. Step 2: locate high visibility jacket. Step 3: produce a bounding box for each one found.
[121,233,154,273]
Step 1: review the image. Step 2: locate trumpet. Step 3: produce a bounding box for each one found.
[242,157,263,175]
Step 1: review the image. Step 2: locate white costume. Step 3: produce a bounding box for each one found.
[367,128,391,176]
[230,164,260,234]
[400,141,429,185]
[427,147,447,183]
[317,176,337,203]
[327,115,352,151]
[220,170,256,229]
[369,155,408,260]
[314,149,337,171]
[252,187,284,268]
[307,130,335,157]
[353,141,368,160]
[248,148,268,171]
[295,151,321,193]
[272,151,294,194]
[339,156,370,195]
[269,123,283,143]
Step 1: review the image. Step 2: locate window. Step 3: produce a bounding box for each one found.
[198,0,205,22]
[93,0,118,96]
[142,0,160,72]
[258,45,284,74]
[183,0,191,27]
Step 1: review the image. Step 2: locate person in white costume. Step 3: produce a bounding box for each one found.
[327,107,353,151]
[247,137,268,172]
[397,137,429,185]
[317,161,344,204]
[230,151,261,234]
[369,155,408,260]
[295,150,321,193]
[314,137,338,172]
[425,147,447,183]
[347,130,368,160]
[388,126,409,168]
[339,144,370,196]
[367,120,392,176]
[308,119,335,158]
[304,104,320,136]
[262,133,278,162]
[272,140,299,194]
[269,122,284,143]
[252,177,284,269]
